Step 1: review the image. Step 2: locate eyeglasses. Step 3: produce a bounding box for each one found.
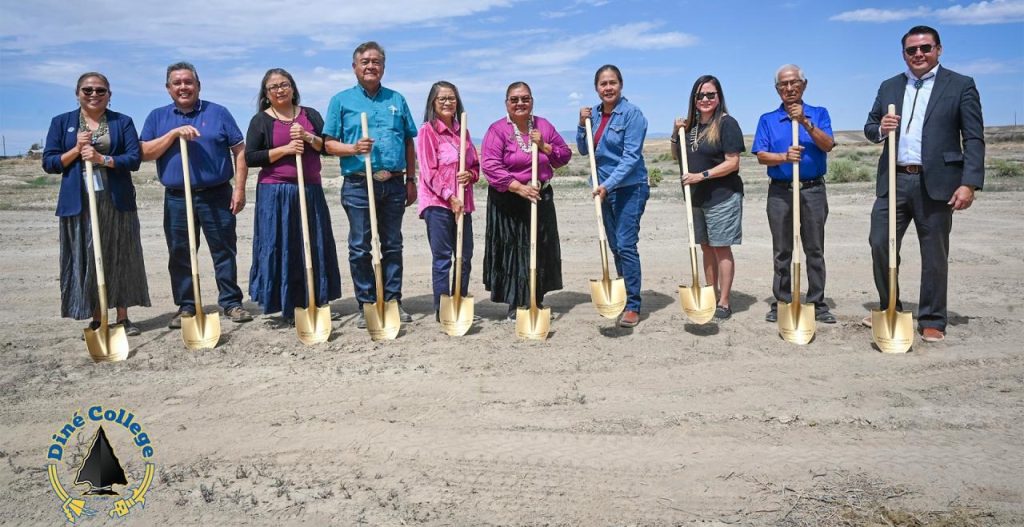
[357,59,383,67]
[695,92,718,101]
[435,96,457,104]
[507,96,532,104]
[266,82,292,92]
[80,87,108,96]
[904,44,935,56]
[775,80,804,89]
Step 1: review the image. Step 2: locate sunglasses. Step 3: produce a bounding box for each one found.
[80,87,108,96]
[904,44,935,55]
[695,92,718,101]
[507,96,532,104]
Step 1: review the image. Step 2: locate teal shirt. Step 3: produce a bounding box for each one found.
[323,84,417,176]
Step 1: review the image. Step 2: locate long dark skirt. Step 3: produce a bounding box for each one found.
[59,188,150,320]
[482,185,562,307]
[249,182,342,316]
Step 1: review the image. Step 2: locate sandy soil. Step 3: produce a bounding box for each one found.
[0,138,1022,526]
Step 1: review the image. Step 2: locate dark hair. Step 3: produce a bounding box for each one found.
[76,72,110,93]
[902,25,941,48]
[684,74,729,147]
[166,61,200,87]
[422,81,464,125]
[352,41,386,65]
[257,68,301,111]
[505,81,531,99]
[594,64,622,87]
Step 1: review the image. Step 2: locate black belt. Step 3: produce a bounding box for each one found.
[897,164,922,174]
[770,177,824,190]
[166,181,230,196]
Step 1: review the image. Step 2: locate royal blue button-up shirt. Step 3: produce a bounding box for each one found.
[752,103,833,181]
[323,84,417,176]
[575,97,648,191]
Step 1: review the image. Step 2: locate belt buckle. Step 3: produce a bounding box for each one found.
[372,170,394,182]
[903,165,921,174]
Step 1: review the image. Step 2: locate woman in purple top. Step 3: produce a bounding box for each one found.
[244,68,341,325]
[481,82,572,320]
[417,81,481,320]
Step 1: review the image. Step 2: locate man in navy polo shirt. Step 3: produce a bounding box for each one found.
[752,64,837,325]
[323,41,418,328]
[141,61,252,328]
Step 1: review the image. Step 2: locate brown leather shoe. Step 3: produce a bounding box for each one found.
[618,310,640,328]
[921,327,945,342]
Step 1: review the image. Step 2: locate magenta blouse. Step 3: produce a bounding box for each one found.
[259,110,322,185]
[480,115,571,192]
[416,118,480,217]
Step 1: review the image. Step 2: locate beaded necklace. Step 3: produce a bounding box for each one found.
[507,115,534,153]
[79,111,109,143]
[270,105,299,123]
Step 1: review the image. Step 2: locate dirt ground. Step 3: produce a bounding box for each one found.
[0,135,1021,526]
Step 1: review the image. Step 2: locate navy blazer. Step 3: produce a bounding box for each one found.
[864,66,985,201]
[43,109,142,217]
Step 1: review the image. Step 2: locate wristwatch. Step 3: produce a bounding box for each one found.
[702,170,710,180]
[102,155,113,167]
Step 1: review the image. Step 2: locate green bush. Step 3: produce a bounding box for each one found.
[827,158,873,183]
[648,167,664,187]
[989,159,1024,178]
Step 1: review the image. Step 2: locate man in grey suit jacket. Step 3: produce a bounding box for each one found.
[863,25,985,343]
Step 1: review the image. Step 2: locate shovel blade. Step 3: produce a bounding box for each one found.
[679,284,716,324]
[589,277,626,319]
[439,294,475,336]
[777,300,816,345]
[871,308,914,353]
[83,325,129,363]
[516,306,551,340]
[182,312,221,350]
[365,300,400,341]
[295,305,332,345]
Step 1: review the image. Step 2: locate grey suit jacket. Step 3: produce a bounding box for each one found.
[863,66,985,201]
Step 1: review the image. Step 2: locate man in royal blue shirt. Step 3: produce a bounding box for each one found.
[324,41,418,329]
[752,64,837,325]
[140,62,252,328]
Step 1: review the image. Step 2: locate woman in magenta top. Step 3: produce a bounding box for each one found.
[481,81,572,320]
[244,68,342,325]
[416,81,480,320]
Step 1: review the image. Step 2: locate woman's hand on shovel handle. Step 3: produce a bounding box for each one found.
[509,180,539,203]
[592,185,607,201]
[579,107,592,127]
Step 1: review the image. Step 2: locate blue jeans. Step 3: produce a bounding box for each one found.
[342,176,407,306]
[423,206,473,312]
[163,183,243,311]
[603,183,649,312]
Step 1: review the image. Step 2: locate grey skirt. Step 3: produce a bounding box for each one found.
[59,187,151,320]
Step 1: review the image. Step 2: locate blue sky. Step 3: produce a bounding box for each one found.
[1,0,1022,155]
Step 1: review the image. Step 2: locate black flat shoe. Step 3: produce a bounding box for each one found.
[116,319,141,336]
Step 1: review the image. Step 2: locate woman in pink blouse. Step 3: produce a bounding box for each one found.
[416,81,480,321]
[481,82,572,321]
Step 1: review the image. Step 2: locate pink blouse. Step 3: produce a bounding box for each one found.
[416,118,480,217]
[480,115,571,193]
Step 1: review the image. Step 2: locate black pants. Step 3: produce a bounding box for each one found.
[868,172,953,331]
[766,181,829,314]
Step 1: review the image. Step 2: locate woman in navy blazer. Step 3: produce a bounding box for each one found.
[43,72,150,335]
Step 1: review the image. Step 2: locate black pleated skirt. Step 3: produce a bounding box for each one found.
[59,188,151,320]
[482,185,562,307]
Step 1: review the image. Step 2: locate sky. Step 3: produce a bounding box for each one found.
[1,0,1022,155]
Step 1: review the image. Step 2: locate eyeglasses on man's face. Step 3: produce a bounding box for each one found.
[904,44,935,56]
[695,92,718,101]
[80,87,108,96]
[507,96,532,104]
[775,79,804,89]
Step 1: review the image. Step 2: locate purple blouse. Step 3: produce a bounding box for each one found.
[259,110,322,185]
[481,115,571,192]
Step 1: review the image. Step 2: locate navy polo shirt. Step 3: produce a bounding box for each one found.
[140,99,244,189]
[752,103,833,181]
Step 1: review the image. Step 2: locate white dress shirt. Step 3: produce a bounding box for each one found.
[897,64,940,165]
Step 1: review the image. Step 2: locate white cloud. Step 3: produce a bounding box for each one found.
[830,0,1024,24]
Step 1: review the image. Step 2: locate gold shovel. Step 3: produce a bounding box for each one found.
[777,120,816,344]
[676,135,716,323]
[584,117,626,318]
[293,153,332,344]
[516,143,551,339]
[178,136,221,350]
[81,161,129,362]
[439,112,475,336]
[872,104,914,353]
[360,113,401,341]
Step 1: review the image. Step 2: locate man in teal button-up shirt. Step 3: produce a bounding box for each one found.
[324,41,418,326]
